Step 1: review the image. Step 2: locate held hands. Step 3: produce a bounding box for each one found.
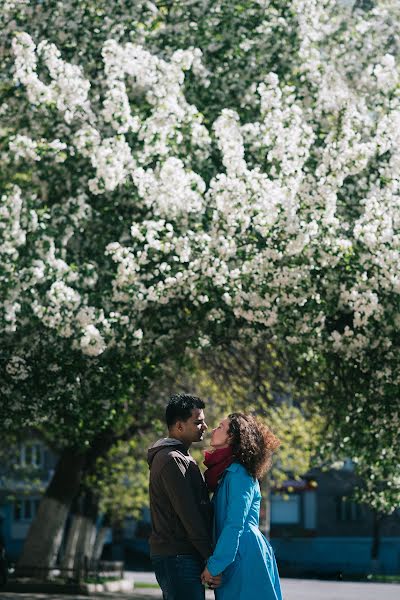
[201,566,222,589]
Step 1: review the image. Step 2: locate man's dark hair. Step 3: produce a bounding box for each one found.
[166,394,205,428]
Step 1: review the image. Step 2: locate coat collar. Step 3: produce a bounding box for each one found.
[226,462,241,473]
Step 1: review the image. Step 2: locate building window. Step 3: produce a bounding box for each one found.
[336,496,363,521]
[19,443,44,468]
[303,491,317,530]
[13,498,40,522]
[271,493,301,525]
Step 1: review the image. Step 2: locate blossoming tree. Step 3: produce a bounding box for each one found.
[1,0,400,568]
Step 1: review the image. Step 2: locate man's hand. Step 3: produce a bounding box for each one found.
[201,566,222,589]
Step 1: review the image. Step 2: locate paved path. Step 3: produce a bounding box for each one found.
[282,578,400,600]
[129,570,400,599]
[0,574,399,599]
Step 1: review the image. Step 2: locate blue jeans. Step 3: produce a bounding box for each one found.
[151,554,205,600]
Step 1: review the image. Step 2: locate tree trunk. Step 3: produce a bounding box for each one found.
[73,488,99,577]
[61,498,84,576]
[17,447,86,576]
[92,527,108,562]
[17,430,116,575]
[62,515,85,576]
[92,514,111,562]
[370,509,382,573]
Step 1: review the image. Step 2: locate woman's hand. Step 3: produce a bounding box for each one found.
[201,566,222,589]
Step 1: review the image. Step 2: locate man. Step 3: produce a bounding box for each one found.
[148,393,221,600]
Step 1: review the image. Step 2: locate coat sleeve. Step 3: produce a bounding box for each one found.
[160,456,213,560]
[207,470,254,576]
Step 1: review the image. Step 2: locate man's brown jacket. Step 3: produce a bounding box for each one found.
[147,438,213,560]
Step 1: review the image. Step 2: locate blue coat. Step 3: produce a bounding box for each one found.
[207,463,282,600]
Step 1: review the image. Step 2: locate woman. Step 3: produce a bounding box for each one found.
[201,413,282,600]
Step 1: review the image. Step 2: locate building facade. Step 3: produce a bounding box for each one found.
[0,436,57,561]
[269,464,400,576]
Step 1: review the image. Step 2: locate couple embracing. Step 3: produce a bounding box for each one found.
[148,394,283,600]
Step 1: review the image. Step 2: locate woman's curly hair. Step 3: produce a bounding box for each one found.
[228,412,280,479]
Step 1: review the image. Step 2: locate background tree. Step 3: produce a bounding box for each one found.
[186,339,325,535]
[1,0,400,571]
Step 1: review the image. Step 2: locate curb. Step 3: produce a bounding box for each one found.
[2,578,133,595]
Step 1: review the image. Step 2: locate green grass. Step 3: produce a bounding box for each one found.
[84,576,120,584]
[135,582,160,589]
[367,575,400,583]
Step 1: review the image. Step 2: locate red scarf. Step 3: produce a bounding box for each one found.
[203,446,234,492]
